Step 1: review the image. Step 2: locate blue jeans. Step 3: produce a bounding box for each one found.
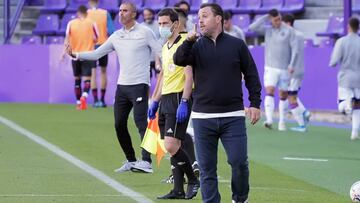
[193,117,249,203]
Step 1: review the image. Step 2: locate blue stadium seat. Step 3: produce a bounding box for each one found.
[21,35,42,44]
[41,0,67,13]
[142,0,168,11]
[353,0,360,13]
[215,0,242,13]
[57,13,77,36]
[45,36,65,44]
[281,0,304,13]
[98,0,120,14]
[238,0,261,14]
[257,0,284,14]
[33,14,60,35]
[316,15,344,38]
[66,0,88,13]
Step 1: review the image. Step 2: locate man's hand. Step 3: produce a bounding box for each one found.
[65,43,75,58]
[245,107,261,125]
[148,101,159,120]
[187,23,200,42]
[176,100,188,123]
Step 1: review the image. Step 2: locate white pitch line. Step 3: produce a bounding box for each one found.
[0,194,124,197]
[0,116,154,203]
[283,157,328,162]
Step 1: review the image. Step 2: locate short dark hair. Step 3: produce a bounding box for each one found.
[158,8,179,23]
[77,5,87,14]
[282,14,295,26]
[223,10,233,21]
[268,9,280,17]
[89,0,98,3]
[349,17,359,32]
[143,8,155,15]
[174,0,191,10]
[200,3,224,26]
[174,7,187,19]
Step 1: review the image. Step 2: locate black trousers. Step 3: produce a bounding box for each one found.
[114,84,151,163]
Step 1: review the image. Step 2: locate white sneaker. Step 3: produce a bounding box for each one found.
[290,126,307,133]
[351,133,359,140]
[114,161,136,173]
[131,160,153,173]
[303,110,311,126]
[278,122,287,131]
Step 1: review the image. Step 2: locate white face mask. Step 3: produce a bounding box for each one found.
[159,23,174,39]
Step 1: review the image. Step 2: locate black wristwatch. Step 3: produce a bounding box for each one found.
[181,98,188,103]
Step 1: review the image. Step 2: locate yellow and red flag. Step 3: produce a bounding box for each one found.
[141,116,167,166]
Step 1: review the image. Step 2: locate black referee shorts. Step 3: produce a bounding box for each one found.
[98,54,108,67]
[158,92,192,140]
[72,60,96,77]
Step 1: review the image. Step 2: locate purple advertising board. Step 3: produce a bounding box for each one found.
[0,45,338,110]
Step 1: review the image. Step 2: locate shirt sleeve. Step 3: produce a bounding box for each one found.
[145,28,162,58]
[77,34,115,61]
[249,14,268,35]
[239,41,262,108]
[173,39,197,67]
[289,28,299,68]
[329,38,342,67]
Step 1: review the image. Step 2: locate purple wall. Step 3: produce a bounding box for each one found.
[0,45,338,110]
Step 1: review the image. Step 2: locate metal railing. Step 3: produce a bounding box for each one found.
[3,0,26,44]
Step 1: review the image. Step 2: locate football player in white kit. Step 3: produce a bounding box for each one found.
[282,14,311,132]
[249,9,297,131]
[330,17,360,140]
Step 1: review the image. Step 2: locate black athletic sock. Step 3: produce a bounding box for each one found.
[171,157,184,193]
[83,80,91,94]
[172,148,197,183]
[182,133,196,164]
[101,89,106,102]
[92,88,98,102]
[74,79,81,100]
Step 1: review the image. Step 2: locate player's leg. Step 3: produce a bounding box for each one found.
[72,60,82,109]
[91,66,99,107]
[113,85,136,172]
[130,84,153,172]
[99,54,108,107]
[338,87,353,115]
[351,89,360,140]
[263,67,278,129]
[158,93,199,200]
[288,78,306,132]
[220,117,249,203]
[79,61,93,110]
[278,69,290,131]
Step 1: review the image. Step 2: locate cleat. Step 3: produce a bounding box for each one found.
[131,160,153,173]
[303,110,311,126]
[161,174,174,184]
[161,174,187,184]
[114,161,136,173]
[290,126,307,133]
[185,180,200,199]
[278,122,287,131]
[192,161,200,178]
[80,96,87,110]
[351,133,359,141]
[99,101,107,108]
[263,122,273,130]
[157,190,185,199]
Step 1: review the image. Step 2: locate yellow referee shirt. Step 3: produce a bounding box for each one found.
[161,33,188,95]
